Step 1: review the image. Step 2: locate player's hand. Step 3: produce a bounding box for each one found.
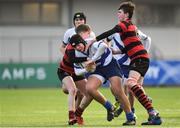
[84,59,95,66]
[85,61,96,72]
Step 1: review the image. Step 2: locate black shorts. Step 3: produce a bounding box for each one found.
[57,68,85,82]
[129,58,149,77]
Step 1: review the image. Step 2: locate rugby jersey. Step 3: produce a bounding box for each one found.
[96,19,149,62]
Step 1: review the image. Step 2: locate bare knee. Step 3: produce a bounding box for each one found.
[86,84,95,96]
[62,85,68,94]
[62,88,69,94]
[76,90,84,99]
[126,77,138,88]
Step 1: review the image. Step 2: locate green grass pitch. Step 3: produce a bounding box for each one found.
[0,87,180,127]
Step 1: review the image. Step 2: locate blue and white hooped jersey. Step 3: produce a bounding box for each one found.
[88,41,113,67]
[110,33,130,66]
[73,39,114,76]
[73,50,88,76]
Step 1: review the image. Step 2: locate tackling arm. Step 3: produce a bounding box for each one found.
[96,25,121,42]
[91,42,107,62]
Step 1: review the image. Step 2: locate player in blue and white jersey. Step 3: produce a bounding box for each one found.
[71,24,136,125]
[60,12,95,54]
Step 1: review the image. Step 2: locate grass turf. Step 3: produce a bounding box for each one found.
[0,87,180,127]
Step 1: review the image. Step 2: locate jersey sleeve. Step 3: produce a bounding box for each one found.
[63,28,75,45]
[63,31,70,45]
[96,25,121,42]
[137,29,151,52]
[66,49,87,63]
[137,29,148,40]
[74,63,87,76]
[91,42,107,61]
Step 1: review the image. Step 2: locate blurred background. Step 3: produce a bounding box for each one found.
[0,0,180,88]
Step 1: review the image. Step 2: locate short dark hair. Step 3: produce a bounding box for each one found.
[75,24,91,34]
[118,1,135,19]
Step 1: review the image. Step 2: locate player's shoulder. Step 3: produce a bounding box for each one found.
[119,20,133,28]
[90,31,96,38]
[64,27,76,35]
[66,43,74,50]
[112,33,120,38]
[93,40,105,48]
[85,37,94,43]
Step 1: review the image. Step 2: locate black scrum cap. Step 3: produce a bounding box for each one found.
[69,34,86,47]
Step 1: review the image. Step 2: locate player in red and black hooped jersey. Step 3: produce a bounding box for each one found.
[59,43,87,76]
[57,39,88,125]
[117,20,149,62]
[96,20,149,64]
[94,1,162,126]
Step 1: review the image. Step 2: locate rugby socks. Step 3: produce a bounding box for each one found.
[130,85,153,112]
[148,108,158,116]
[126,112,135,121]
[69,111,75,120]
[75,107,84,117]
[104,101,113,110]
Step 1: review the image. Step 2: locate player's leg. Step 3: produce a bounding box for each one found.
[75,79,93,125]
[75,93,93,125]
[57,68,77,125]
[109,76,135,125]
[113,64,130,117]
[62,83,68,94]
[128,76,150,116]
[73,75,87,110]
[86,75,114,121]
[114,77,127,117]
[127,70,153,111]
[74,78,86,111]
[127,70,162,125]
[75,90,83,109]
[114,77,137,118]
[137,77,152,103]
[62,76,77,125]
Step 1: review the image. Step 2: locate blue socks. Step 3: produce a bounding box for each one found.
[126,112,134,121]
[104,101,113,110]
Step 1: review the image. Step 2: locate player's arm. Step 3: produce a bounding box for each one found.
[74,62,96,76]
[59,42,67,54]
[60,29,71,54]
[137,30,151,52]
[67,49,87,63]
[142,36,151,52]
[95,25,122,42]
[85,42,107,65]
[91,42,107,61]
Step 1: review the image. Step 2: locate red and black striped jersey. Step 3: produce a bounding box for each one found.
[96,19,149,61]
[60,44,74,74]
[117,20,149,61]
[59,44,87,75]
